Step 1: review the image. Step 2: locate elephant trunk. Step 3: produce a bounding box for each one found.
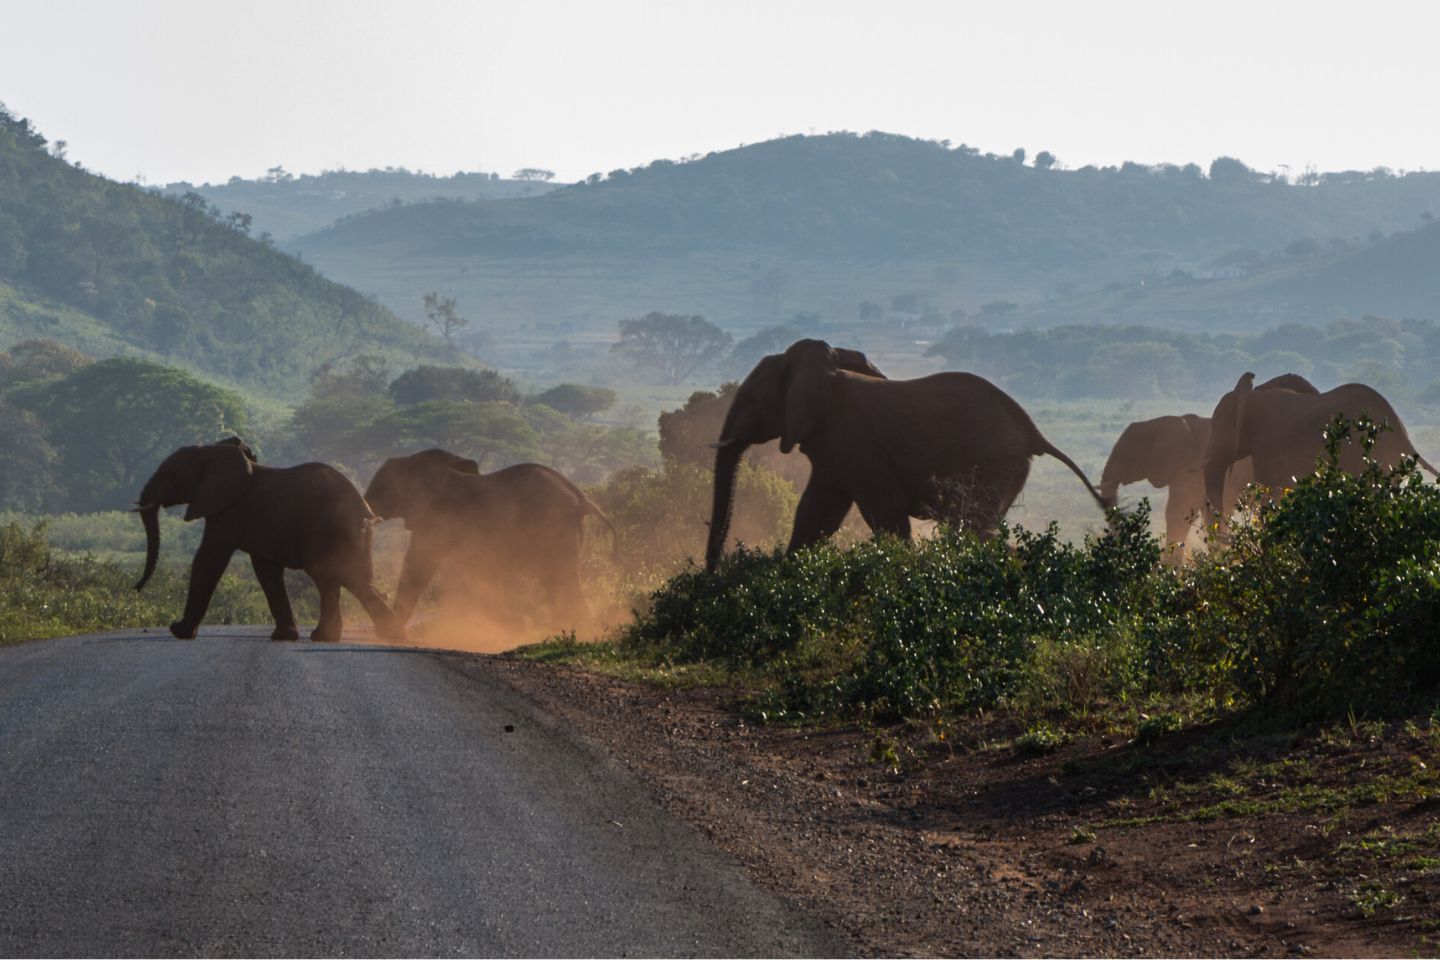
[1098,479,1120,511]
[705,441,747,572]
[136,504,161,591]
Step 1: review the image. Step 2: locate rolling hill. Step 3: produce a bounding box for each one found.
[0,107,445,401]
[285,132,1440,378]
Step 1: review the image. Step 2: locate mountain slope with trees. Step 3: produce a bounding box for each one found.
[297,132,1440,270]
[0,106,444,399]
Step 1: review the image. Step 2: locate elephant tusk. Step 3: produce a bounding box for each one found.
[708,438,736,449]
[131,502,160,513]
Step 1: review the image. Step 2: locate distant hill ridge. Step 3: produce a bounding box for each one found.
[297,131,1440,269]
[0,106,444,399]
[162,167,557,241]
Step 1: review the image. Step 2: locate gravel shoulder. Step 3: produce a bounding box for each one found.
[465,654,1438,958]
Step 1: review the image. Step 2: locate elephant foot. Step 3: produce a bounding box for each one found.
[169,620,198,640]
[310,627,341,643]
[375,618,409,645]
[270,625,301,642]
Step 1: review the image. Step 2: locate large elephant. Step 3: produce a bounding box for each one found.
[364,449,616,632]
[1101,374,1319,558]
[134,442,405,643]
[1202,372,1440,527]
[706,338,1107,570]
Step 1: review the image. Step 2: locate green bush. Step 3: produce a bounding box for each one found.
[623,505,1189,721]
[1191,417,1440,718]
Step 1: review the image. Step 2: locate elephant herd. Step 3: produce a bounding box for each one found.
[134,443,613,643]
[134,337,1439,643]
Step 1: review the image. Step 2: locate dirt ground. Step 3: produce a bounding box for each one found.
[453,655,1438,958]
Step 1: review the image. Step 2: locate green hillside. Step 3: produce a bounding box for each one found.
[0,106,445,400]
[299,132,1440,268]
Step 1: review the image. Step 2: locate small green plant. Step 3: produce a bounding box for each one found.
[1136,711,1182,743]
[1015,723,1070,756]
[1068,825,1097,844]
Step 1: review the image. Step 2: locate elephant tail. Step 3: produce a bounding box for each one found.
[1414,451,1440,479]
[1038,438,1110,512]
[581,495,619,558]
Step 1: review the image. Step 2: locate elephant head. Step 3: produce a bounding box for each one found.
[365,448,481,521]
[1099,414,1208,506]
[134,443,255,590]
[705,339,883,571]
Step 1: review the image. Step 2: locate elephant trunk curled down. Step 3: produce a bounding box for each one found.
[705,440,746,572]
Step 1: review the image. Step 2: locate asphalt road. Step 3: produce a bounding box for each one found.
[0,629,845,958]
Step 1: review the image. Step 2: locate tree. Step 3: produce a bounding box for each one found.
[727,325,800,377]
[13,358,248,511]
[364,401,539,469]
[1208,156,1254,185]
[0,399,57,510]
[1011,147,1027,165]
[0,338,92,387]
[529,383,617,420]
[512,168,555,182]
[422,292,470,351]
[1034,151,1057,171]
[388,365,518,405]
[611,313,734,385]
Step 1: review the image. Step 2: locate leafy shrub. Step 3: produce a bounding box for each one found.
[623,505,1190,721]
[1191,417,1440,718]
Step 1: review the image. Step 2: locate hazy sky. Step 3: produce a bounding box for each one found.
[3,0,1438,185]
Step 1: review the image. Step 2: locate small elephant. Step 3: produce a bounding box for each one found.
[706,338,1107,570]
[364,449,616,633]
[134,442,406,643]
[1202,371,1440,528]
[1101,374,1319,559]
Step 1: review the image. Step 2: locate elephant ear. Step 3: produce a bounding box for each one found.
[1214,372,1256,468]
[448,456,481,475]
[780,340,839,454]
[184,443,254,521]
[1143,417,1196,487]
[832,347,886,379]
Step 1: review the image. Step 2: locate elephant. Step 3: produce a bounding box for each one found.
[1202,371,1440,528]
[134,442,406,643]
[363,448,616,633]
[1100,374,1319,559]
[705,338,1107,570]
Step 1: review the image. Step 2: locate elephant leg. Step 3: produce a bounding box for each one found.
[1162,489,1197,563]
[172,532,235,639]
[393,544,443,625]
[786,481,855,554]
[542,547,592,635]
[345,579,408,644]
[311,576,343,643]
[251,555,300,641]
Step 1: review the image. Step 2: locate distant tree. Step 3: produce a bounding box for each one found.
[0,398,57,510]
[1011,147,1026,165]
[13,358,248,511]
[264,165,293,182]
[364,401,539,469]
[422,292,470,351]
[512,168,555,182]
[1034,150,1057,171]
[50,140,67,161]
[728,325,800,377]
[529,383,617,420]
[0,338,92,387]
[225,211,252,234]
[1208,156,1254,185]
[611,312,734,385]
[388,364,518,405]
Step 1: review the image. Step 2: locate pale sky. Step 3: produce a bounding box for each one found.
[2,0,1438,186]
